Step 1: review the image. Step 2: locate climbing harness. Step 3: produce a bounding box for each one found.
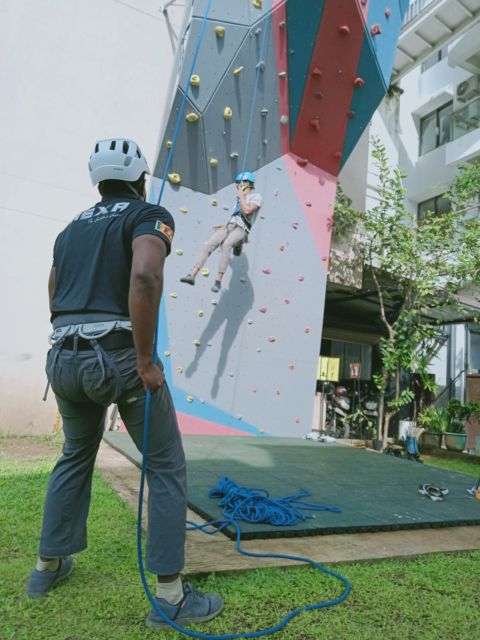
[137,1,351,636]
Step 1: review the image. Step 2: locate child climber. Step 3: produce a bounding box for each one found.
[180,171,262,293]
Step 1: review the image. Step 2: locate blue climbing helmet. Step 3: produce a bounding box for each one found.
[235,171,255,185]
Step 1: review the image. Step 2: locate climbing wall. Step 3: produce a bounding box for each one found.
[150,0,408,437]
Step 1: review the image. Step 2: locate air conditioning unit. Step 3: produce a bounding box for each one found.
[456,76,480,103]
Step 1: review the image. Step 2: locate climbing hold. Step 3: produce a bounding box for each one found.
[207,342,212,347]
[279,244,285,251]
[296,158,308,167]
[319,177,325,186]
[284,298,290,304]
[185,112,200,122]
[260,108,269,116]
[211,300,218,306]
[311,67,322,77]
[288,363,295,370]
[256,61,266,72]
[252,0,263,8]
[314,91,324,99]
[200,398,205,404]
[197,310,204,317]
[175,249,184,257]
[280,115,289,125]
[304,327,310,334]
[275,389,281,396]
[255,27,262,36]
[354,77,365,87]
[263,139,268,145]
[347,110,356,118]
[223,107,233,119]
[278,71,287,78]
[385,7,392,18]
[180,206,188,213]
[370,23,382,36]
[257,348,262,353]
[201,268,210,276]
[215,25,225,37]
[339,25,350,35]
[194,339,201,347]
[322,256,328,261]
[247,319,253,325]
[190,74,200,87]
[252,388,257,393]
[305,201,312,207]
[177,366,183,374]
[210,158,218,167]
[309,118,321,131]
[259,307,267,314]
[240,277,246,283]
[337,69,343,75]
[164,351,171,357]
[297,275,305,282]
[292,222,299,229]
[233,66,244,76]
[279,20,286,28]
[334,151,342,159]
[262,268,271,275]
[211,199,218,206]
[229,372,235,378]
[166,140,172,149]
[294,417,300,424]
[169,292,177,299]
[268,336,276,342]
[186,396,193,403]
[168,173,181,184]
[230,152,239,159]
[237,415,243,421]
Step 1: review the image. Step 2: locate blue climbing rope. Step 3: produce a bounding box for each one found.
[137,1,351,636]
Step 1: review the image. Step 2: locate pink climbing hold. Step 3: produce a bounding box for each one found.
[259,307,267,313]
[275,389,281,396]
[385,7,391,17]
[311,67,322,77]
[309,118,321,131]
[304,327,311,334]
[292,222,299,229]
[262,268,272,275]
[279,244,285,251]
[288,363,295,370]
[297,275,304,282]
[370,23,382,36]
[268,336,276,342]
[338,25,350,35]
[294,417,300,424]
[284,298,290,304]
[354,77,365,87]
[305,201,312,207]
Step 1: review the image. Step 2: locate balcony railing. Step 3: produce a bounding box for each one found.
[402,0,438,26]
[452,95,480,141]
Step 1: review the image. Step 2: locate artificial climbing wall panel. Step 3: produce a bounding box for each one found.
[151,0,408,437]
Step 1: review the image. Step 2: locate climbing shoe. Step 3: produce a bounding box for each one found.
[211,281,221,293]
[26,556,73,598]
[232,245,242,257]
[145,583,224,629]
[180,274,195,285]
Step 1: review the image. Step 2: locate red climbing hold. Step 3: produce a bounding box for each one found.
[309,118,321,131]
[338,25,350,35]
[354,77,365,87]
[296,158,309,167]
[347,110,356,118]
[370,23,382,36]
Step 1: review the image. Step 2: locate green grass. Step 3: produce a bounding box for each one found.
[1,442,479,640]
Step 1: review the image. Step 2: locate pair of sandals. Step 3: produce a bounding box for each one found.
[418,484,449,502]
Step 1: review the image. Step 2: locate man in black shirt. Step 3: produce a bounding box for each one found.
[26,138,223,630]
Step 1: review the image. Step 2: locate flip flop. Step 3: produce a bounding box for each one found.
[418,484,448,501]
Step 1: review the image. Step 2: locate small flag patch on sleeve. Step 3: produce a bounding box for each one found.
[155,220,174,241]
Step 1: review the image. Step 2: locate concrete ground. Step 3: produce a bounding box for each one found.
[96,440,480,576]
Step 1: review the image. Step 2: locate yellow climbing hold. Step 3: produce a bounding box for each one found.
[210,199,218,206]
[210,158,218,167]
[215,25,225,38]
[193,339,201,347]
[175,249,184,255]
[233,66,244,76]
[168,172,181,184]
[201,268,210,277]
[223,107,233,119]
[197,310,204,317]
[164,351,171,357]
[166,140,172,149]
[253,0,263,8]
[186,112,200,123]
[186,395,193,403]
[190,74,200,87]
[177,366,183,374]
[180,207,188,213]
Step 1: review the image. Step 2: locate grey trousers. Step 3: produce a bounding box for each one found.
[194,222,247,275]
[39,343,186,576]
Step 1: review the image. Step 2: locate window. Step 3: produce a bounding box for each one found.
[321,339,372,380]
[468,327,480,373]
[419,102,453,155]
[421,47,446,74]
[417,194,452,220]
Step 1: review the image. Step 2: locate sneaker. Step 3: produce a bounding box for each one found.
[26,556,73,598]
[145,583,224,629]
[180,274,195,285]
[211,281,221,293]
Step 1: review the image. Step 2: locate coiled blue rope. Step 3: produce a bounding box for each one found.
[137,1,351,636]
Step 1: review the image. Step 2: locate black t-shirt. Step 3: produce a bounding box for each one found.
[51,196,175,320]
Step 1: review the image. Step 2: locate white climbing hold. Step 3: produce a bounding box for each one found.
[237,415,243,421]
[257,348,262,353]
[211,300,218,305]
[201,268,210,276]
[175,249,184,256]
[280,115,289,125]
[230,152,239,159]
[200,398,205,404]
[260,108,269,116]
[240,277,246,283]
[207,342,212,347]
[247,319,253,325]
[229,372,235,378]
[166,140,172,149]
[180,207,188,213]
[164,351,171,357]
[169,292,178,298]
[278,71,287,78]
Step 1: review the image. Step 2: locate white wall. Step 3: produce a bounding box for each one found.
[0,0,187,433]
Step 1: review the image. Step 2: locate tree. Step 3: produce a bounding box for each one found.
[333,138,480,448]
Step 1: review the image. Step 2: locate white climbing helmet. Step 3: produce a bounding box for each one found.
[88,138,151,185]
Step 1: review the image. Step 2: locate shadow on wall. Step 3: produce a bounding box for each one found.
[185,253,254,398]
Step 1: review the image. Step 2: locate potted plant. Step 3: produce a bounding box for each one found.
[417,406,448,449]
[444,399,480,452]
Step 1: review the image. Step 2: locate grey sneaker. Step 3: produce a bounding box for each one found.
[26,556,73,598]
[180,274,195,285]
[211,281,221,293]
[146,583,224,629]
